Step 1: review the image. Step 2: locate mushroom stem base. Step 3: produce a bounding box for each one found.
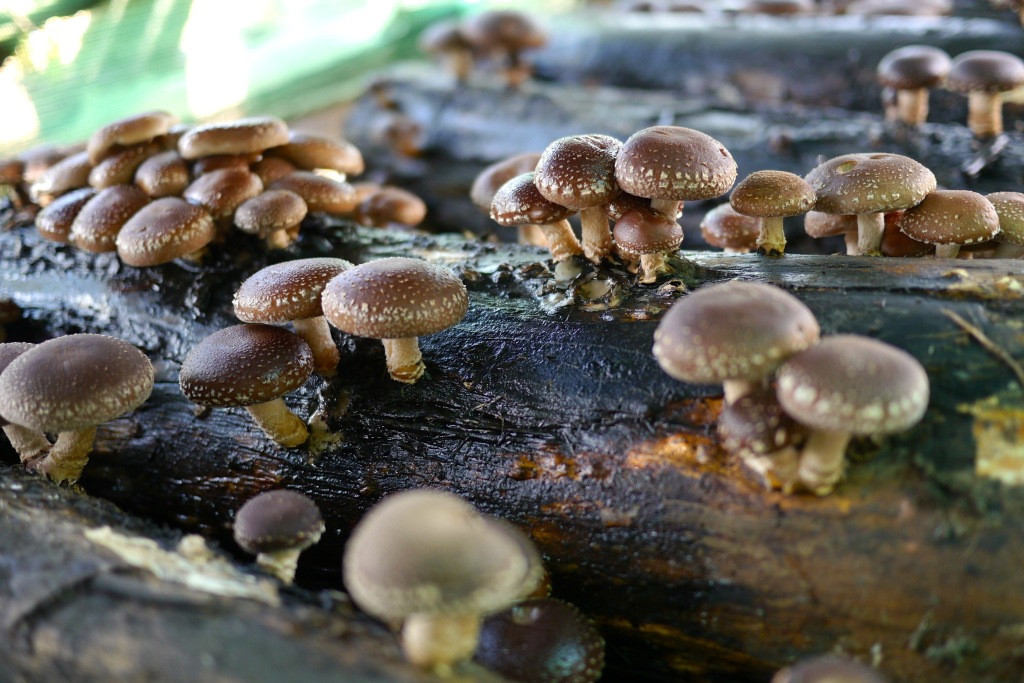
[797,429,851,496]
[3,423,51,466]
[934,243,961,259]
[292,316,339,375]
[33,427,97,484]
[245,399,308,448]
[756,216,786,256]
[265,228,296,250]
[967,91,1003,139]
[856,212,885,256]
[651,198,680,220]
[401,612,482,673]
[637,253,668,284]
[256,548,302,585]
[382,337,424,384]
[539,220,583,262]
[896,88,929,127]
[580,206,614,264]
[722,379,761,406]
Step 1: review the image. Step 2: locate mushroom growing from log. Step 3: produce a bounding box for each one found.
[612,206,684,283]
[69,184,150,253]
[233,489,325,584]
[178,116,290,160]
[896,190,1000,259]
[729,170,815,256]
[876,46,951,127]
[946,50,1024,139]
[87,110,179,165]
[470,152,544,246]
[773,655,886,683]
[699,204,760,253]
[718,388,807,493]
[35,187,97,243]
[116,197,216,266]
[419,19,477,84]
[986,191,1024,259]
[233,189,309,249]
[462,10,548,88]
[266,131,364,178]
[491,172,582,262]
[0,342,51,466]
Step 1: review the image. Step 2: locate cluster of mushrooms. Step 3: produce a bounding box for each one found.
[623,0,1014,23]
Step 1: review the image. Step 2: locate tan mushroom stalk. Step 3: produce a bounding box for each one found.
[233,190,308,249]
[0,342,51,465]
[0,334,154,484]
[116,197,216,266]
[653,281,820,405]
[612,207,684,283]
[717,389,807,493]
[491,172,583,262]
[804,153,935,255]
[876,46,951,126]
[700,204,760,253]
[233,258,353,374]
[179,324,313,447]
[344,490,543,673]
[233,490,324,584]
[321,257,469,384]
[946,51,1024,138]
[776,335,929,495]
[469,152,544,246]
[987,192,1024,259]
[69,185,150,253]
[730,170,815,256]
[534,134,622,264]
[896,190,1000,259]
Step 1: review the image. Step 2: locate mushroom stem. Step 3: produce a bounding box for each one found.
[292,316,339,375]
[756,216,786,256]
[896,88,929,126]
[856,212,885,256]
[401,612,482,673]
[579,206,614,264]
[993,242,1024,259]
[638,253,668,284]
[741,445,800,494]
[33,427,97,484]
[934,243,961,259]
[178,245,209,264]
[797,429,851,495]
[245,398,308,447]
[265,228,295,250]
[843,231,860,255]
[450,49,474,83]
[538,219,583,262]
[651,198,680,220]
[503,50,531,89]
[3,424,52,465]
[382,337,425,384]
[722,379,761,405]
[256,548,303,584]
[517,224,548,247]
[967,90,1004,138]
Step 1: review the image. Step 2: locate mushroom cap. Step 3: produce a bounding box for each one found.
[0,342,36,427]
[776,334,929,436]
[191,154,259,177]
[343,489,543,621]
[419,19,475,53]
[20,143,85,185]
[251,156,298,187]
[730,170,816,218]
[32,151,92,199]
[804,153,935,215]
[462,10,548,52]
[115,197,216,266]
[135,150,189,198]
[700,204,760,251]
[70,185,150,253]
[474,598,605,683]
[233,489,325,555]
[490,172,575,226]
[354,187,428,227]
[178,116,290,160]
[534,134,622,211]
[36,187,97,243]
[0,158,25,185]
[322,257,469,340]
[772,655,886,683]
[470,152,542,213]
[234,257,353,323]
[896,190,999,247]
[183,168,264,220]
[88,141,162,189]
[233,190,308,236]
[612,207,683,256]
[947,50,1024,94]
[880,214,931,257]
[269,131,364,176]
[269,171,358,214]
[87,110,179,165]
[179,324,313,407]
[986,191,1024,246]
[0,334,153,433]
[653,281,820,384]
[877,45,952,90]
[614,126,737,202]
[718,388,805,456]
[803,211,857,239]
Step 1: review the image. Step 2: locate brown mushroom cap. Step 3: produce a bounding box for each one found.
[135,150,189,198]
[70,185,151,253]
[354,187,428,227]
[470,153,542,213]
[718,388,806,456]
[234,257,353,323]
[803,211,858,238]
[653,281,820,384]
[115,197,216,266]
[0,159,25,185]
[32,150,92,199]
[896,190,999,246]
[612,207,683,256]
[730,170,815,218]
[947,50,1024,93]
[87,110,179,165]
[804,153,935,215]
[0,342,36,427]
[0,334,153,433]
[322,257,469,340]
[20,143,85,185]
[88,141,162,189]
[534,134,622,211]
[269,171,358,214]
[178,116,290,159]
[233,190,308,236]
[615,126,737,202]
[233,489,325,555]
[490,172,575,226]
[36,187,97,243]
[700,204,761,250]
[776,334,929,435]
[191,154,259,177]
[179,324,313,407]
[772,656,886,683]
[419,19,475,54]
[183,168,263,220]
[462,10,548,52]
[269,131,364,176]
[877,45,952,90]
[987,191,1024,245]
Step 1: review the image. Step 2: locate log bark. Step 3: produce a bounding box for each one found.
[2,216,1024,682]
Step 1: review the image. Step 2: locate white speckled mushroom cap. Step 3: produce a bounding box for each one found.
[268,171,358,215]
[0,334,153,432]
[233,190,308,236]
[534,134,622,211]
[135,150,189,198]
[718,388,806,456]
[343,489,543,622]
[233,489,325,555]
[88,141,162,189]
[183,168,264,221]
[116,197,216,266]
[653,281,820,384]
[612,207,683,256]
[987,192,1024,246]
[470,153,542,213]
[947,50,1024,93]
[730,170,815,218]
[877,45,951,90]
[776,335,929,436]
[31,151,92,199]
[490,172,575,226]
[268,131,364,176]
[614,126,737,202]
[234,257,353,323]
[70,184,150,253]
[700,204,760,250]
[321,257,469,340]
[178,116,290,160]
[87,110,179,165]
[896,190,999,247]
[804,153,935,216]
[36,187,97,243]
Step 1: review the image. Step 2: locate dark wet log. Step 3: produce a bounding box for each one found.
[2,216,1024,682]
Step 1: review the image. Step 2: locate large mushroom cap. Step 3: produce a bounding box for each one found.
[116,197,216,266]
[322,257,469,340]
[343,489,543,621]
[730,170,815,218]
[896,190,999,247]
[614,126,737,202]
[234,257,353,323]
[804,153,935,215]
[490,172,575,226]
[233,489,325,555]
[947,50,1024,93]
[179,324,313,408]
[803,211,858,239]
[470,153,542,213]
[534,134,622,211]
[0,342,36,427]
[653,281,820,384]
[776,335,929,436]
[0,334,153,433]
[178,116,290,159]
[135,150,189,198]
[987,191,1024,246]
[87,110,179,165]
[877,45,952,89]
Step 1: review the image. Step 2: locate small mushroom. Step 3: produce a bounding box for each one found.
[35,187,97,243]
[70,185,151,253]
[876,46,951,126]
[0,299,20,343]
[987,191,1024,258]
[354,186,428,230]
[267,131,364,177]
[233,257,353,374]
[30,150,92,204]
[177,116,290,159]
[896,189,1000,259]
[321,257,469,384]
[190,153,260,177]
[183,168,264,222]
[469,152,545,246]
[947,50,1024,139]
[134,150,189,198]
[700,204,760,253]
[269,171,358,214]
[233,189,308,249]
[87,110,179,165]
[116,197,216,266]
[612,206,684,283]
[718,388,806,492]
[491,172,583,262]
[0,334,154,484]
[462,10,548,88]
[233,489,325,584]
[776,335,929,495]
[0,342,51,465]
[879,212,931,257]
[773,655,886,683]
[179,324,313,447]
[88,141,163,189]
[729,170,815,256]
[419,19,477,83]
[251,156,297,186]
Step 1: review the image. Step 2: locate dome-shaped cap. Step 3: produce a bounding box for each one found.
[32,151,91,199]
[718,389,805,456]
[70,184,150,253]
[612,207,683,256]
[730,170,815,218]
[233,190,308,236]
[947,50,1024,93]
[268,131,364,176]
[419,19,474,53]
[178,116,290,160]
[87,110,178,165]
[183,168,263,220]
[897,190,999,247]
[804,153,935,215]
[0,342,36,427]
[135,150,189,198]
[700,204,760,250]
[470,153,542,213]
[344,489,543,621]
[88,141,162,189]
[0,334,153,432]
[36,187,97,243]
[803,211,857,239]
[615,126,737,202]
[491,172,575,226]
[116,197,216,266]
[462,10,547,51]
[354,187,427,227]
[234,257,353,323]
[534,134,622,211]
[773,655,886,683]
[877,45,951,89]
[986,192,1024,246]
[233,489,325,555]
[269,171,357,214]
[322,257,469,340]
[179,324,313,407]
[653,281,820,384]
[776,335,929,435]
